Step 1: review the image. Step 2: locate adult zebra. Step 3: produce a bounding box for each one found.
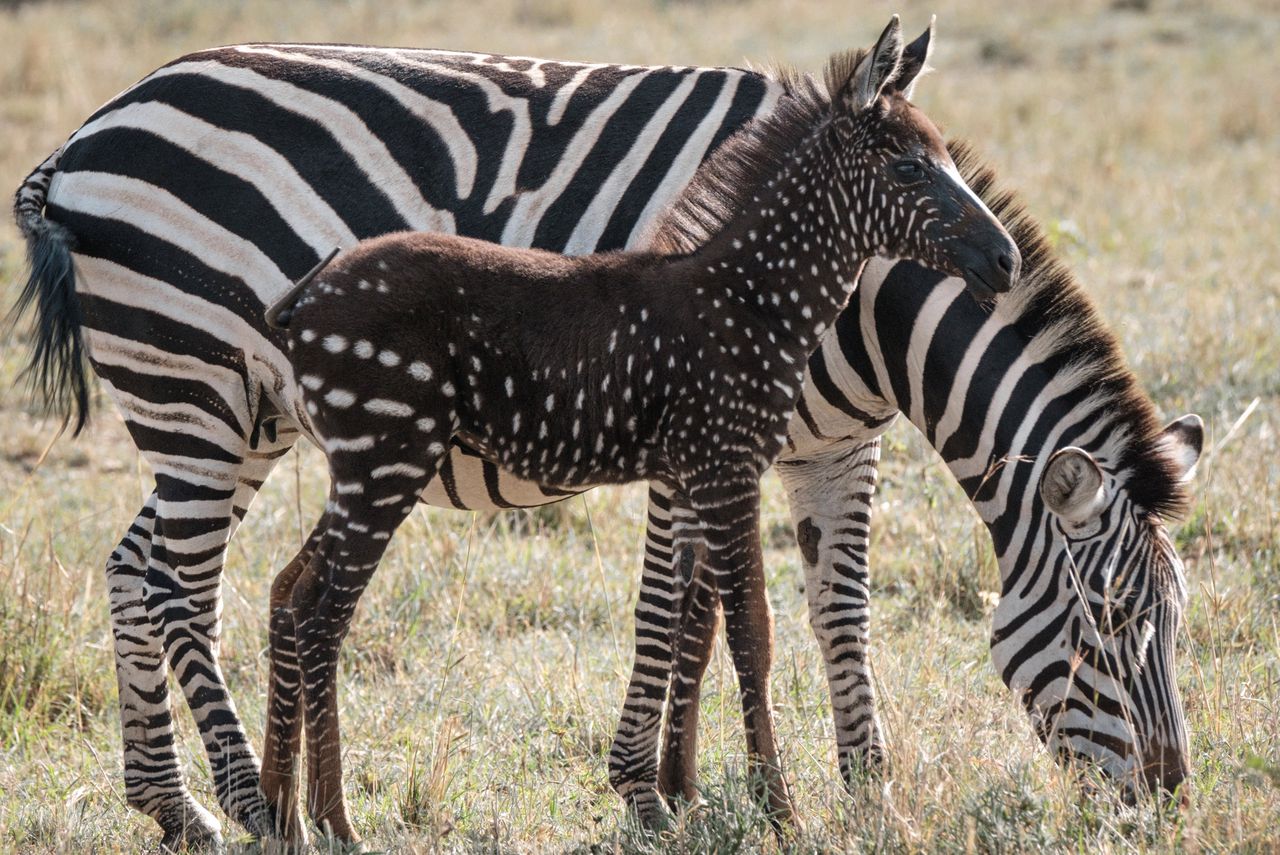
[11,35,1197,845]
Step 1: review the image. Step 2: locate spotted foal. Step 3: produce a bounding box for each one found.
[263,17,1019,843]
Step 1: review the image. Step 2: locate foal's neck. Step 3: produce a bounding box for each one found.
[682,128,865,351]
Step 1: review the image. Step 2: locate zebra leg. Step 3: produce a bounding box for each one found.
[107,490,223,848]
[608,483,706,826]
[611,491,720,813]
[656,531,720,810]
[688,474,795,827]
[143,450,280,839]
[775,439,885,786]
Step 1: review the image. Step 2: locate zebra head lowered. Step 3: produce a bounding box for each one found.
[992,417,1202,798]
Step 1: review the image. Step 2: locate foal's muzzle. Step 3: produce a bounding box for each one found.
[960,239,1021,302]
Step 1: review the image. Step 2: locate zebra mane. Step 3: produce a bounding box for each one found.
[648,50,867,255]
[946,140,1191,520]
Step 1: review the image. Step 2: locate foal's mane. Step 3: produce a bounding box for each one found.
[946,140,1190,520]
[649,50,869,255]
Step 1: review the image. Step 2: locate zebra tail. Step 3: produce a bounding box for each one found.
[8,147,91,436]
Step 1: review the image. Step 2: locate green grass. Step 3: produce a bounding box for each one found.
[1,0,1278,851]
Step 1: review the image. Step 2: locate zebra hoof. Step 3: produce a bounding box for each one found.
[233,798,280,841]
[625,787,672,832]
[158,816,223,853]
[152,796,223,852]
[839,744,885,792]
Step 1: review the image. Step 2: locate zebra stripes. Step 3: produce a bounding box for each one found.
[13,41,1197,843]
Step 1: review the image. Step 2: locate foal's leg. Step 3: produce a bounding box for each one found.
[608,484,681,825]
[261,523,327,844]
[776,440,886,785]
[291,453,443,842]
[687,473,795,826]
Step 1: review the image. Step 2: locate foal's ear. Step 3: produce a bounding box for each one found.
[841,15,904,113]
[891,17,935,100]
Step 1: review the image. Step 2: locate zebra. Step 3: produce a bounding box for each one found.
[9,28,1196,846]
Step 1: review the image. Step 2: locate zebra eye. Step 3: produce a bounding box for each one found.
[893,159,925,181]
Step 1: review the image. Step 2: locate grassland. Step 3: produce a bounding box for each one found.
[0,0,1277,851]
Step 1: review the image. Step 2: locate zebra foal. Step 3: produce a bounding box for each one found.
[261,19,1017,842]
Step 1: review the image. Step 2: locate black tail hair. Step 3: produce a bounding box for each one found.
[9,160,90,436]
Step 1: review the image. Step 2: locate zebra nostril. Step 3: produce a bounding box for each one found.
[997,253,1014,275]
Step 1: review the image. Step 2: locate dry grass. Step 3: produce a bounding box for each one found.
[1,0,1277,851]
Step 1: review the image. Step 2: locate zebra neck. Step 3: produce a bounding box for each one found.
[852,264,1113,558]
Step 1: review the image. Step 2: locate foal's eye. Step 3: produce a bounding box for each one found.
[893,160,925,181]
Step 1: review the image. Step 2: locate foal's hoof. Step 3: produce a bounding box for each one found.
[312,829,367,854]
[266,815,310,853]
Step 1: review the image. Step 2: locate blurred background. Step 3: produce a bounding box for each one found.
[0,1,1276,851]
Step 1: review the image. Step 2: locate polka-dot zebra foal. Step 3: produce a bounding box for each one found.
[263,17,1019,844]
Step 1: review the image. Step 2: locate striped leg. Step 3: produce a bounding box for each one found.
[657,526,719,809]
[261,524,324,844]
[776,440,885,785]
[687,473,794,827]
[607,483,680,825]
[144,459,277,838]
[104,419,295,844]
[106,491,223,848]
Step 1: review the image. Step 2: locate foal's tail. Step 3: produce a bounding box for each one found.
[264,247,341,330]
[8,146,91,436]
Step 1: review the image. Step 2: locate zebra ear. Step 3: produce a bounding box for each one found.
[843,15,904,112]
[891,17,935,100]
[1157,414,1204,483]
[1040,447,1107,525]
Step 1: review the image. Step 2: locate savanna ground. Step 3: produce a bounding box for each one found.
[0,0,1277,851]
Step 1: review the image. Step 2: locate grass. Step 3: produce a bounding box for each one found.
[1,0,1278,851]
